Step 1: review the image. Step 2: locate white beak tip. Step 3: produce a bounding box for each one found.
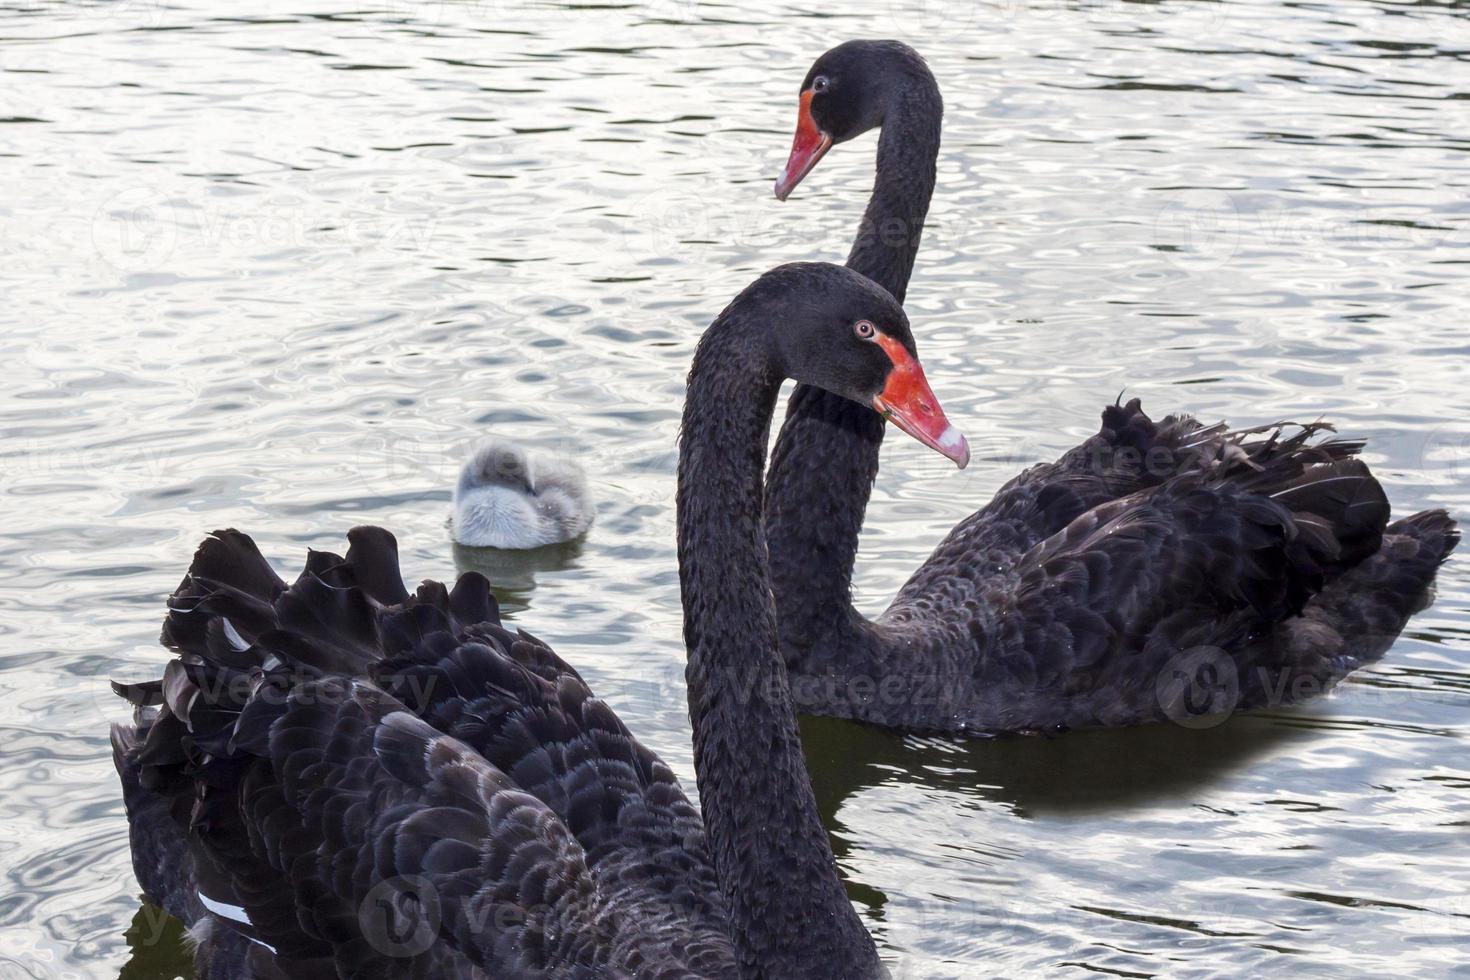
[939,425,971,469]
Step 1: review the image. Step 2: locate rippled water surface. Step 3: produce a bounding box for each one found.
[2,0,1468,976]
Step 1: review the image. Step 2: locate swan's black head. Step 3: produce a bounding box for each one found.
[737,262,968,467]
[775,40,937,201]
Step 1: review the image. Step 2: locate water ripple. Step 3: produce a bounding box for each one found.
[0,0,1465,976]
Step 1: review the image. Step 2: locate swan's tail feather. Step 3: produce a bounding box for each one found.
[1278,508,1459,679]
[123,527,516,797]
[112,527,506,970]
[159,529,287,658]
[116,528,421,958]
[343,525,413,605]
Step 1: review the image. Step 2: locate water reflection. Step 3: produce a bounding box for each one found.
[802,713,1311,824]
[116,903,191,980]
[452,537,587,614]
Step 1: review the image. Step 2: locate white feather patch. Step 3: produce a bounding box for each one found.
[197,891,279,954]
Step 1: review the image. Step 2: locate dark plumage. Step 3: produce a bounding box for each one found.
[115,527,731,978]
[112,262,954,978]
[765,40,1458,731]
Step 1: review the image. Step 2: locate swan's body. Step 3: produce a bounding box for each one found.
[451,439,593,549]
[111,262,958,978]
[764,40,1458,731]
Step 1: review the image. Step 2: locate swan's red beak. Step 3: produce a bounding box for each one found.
[872,334,970,469]
[774,90,833,201]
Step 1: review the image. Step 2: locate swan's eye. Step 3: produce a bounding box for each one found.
[812,75,830,94]
[853,319,876,341]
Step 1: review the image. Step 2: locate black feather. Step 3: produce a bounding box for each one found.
[777,402,1457,731]
[111,528,736,978]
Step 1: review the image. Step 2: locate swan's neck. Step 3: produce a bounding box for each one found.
[845,86,941,304]
[764,385,883,658]
[678,315,882,980]
[763,84,942,663]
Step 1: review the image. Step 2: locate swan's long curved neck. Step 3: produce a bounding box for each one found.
[678,313,882,980]
[764,84,942,665]
[847,87,941,305]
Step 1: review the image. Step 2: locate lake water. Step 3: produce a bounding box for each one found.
[1,0,1467,976]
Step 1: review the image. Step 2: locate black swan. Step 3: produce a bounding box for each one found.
[763,39,1459,731]
[451,438,595,549]
[111,262,964,978]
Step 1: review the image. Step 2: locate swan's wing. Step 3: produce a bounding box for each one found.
[892,399,1360,605]
[248,677,611,976]
[982,453,1391,726]
[338,529,730,971]
[887,400,1211,600]
[114,528,734,978]
[373,589,735,977]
